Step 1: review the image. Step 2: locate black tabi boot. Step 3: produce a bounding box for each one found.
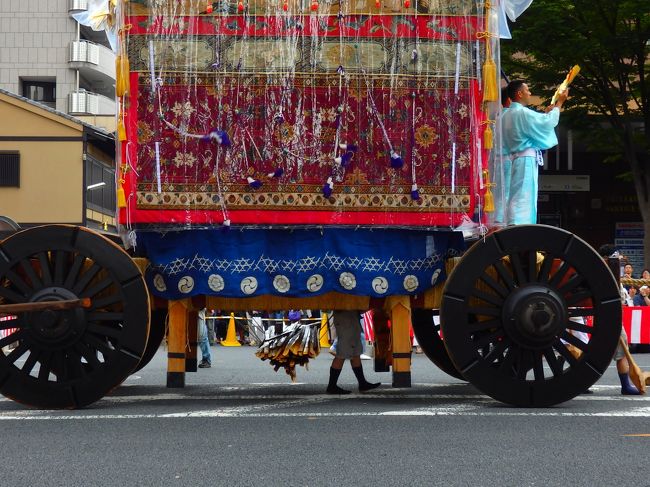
[326,367,351,394]
[352,365,380,392]
[619,373,641,395]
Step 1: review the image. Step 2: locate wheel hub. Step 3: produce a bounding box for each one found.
[502,285,566,349]
[25,288,86,347]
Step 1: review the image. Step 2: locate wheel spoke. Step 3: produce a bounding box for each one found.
[565,320,592,335]
[91,294,122,310]
[473,329,504,348]
[467,306,501,318]
[467,318,502,333]
[515,348,529,380]
[537,254,555,284]
[21,350,40,376]
[493,260,516,291]
[4,269,33,297]
[6,341,29,364]
[82,277,113,299]
[548,261,571,288]
[83,334,115,358]
[37,252,53,287]
[527,250,538,283]
[478,271,509,299]
[509,252,526,286]
[0,320,20,331]
[557,273,585,296]
[87,312,124,322]
[568,307,594,318]
[471,287,503,307]
[483,338,509,363]
[560,330,588,351]
[66,348,86,380]
[0,329,24,348]
[0,285,27,304]
[54,351,67,383]
[63,254,86,289]
[18,258,43,290]
[532,350,545,381]
[53,250,67,285]
[565,290,593,307]
[543,348,563,377]
[73,342,101,370]
[498,345,517,375]
[37,351,53,383]
[553,341,579,367]
[87,323,122,340]
[72,263,101,295]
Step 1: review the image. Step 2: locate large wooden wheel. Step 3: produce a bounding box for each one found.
[441,225,621,407]
[0,225,150,408]
[411,309,463,380]
[133,308,166,373]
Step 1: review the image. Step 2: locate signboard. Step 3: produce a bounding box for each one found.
[615,222,645,273]
[539,175,590,192]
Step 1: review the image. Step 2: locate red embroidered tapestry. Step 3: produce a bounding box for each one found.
[121,1,487,227]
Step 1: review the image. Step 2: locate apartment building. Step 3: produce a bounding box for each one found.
[0,0,116,132]
[0,0,118,235]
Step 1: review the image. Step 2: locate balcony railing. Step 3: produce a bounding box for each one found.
[70,40,99,65]
[69,0,88,11]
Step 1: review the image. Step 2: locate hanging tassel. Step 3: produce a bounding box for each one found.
[322,177,334,198]
[482,57,498,102]
[117,182,126,208]
[410,183,420,200]
[201,129,231,147]
[340,151,354,167]
[267,168,284,178]
[483,170,495,213]
[117,116,127,142]
[339,143,358,152]
[115,54,130,97]
[247,176,262,189]
[390,150,404,169]
[483,122,493,149]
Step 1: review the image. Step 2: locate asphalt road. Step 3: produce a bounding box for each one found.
[2,346,650,487]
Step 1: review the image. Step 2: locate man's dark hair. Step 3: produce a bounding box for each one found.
[501,86,510,106]
[507,80,526,102]
[597,244,616,258]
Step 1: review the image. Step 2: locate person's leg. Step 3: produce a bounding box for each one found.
[327,356,350,394]
[507,156,537,225]
[350,356,380,392]
[198,332,211,367]
[616,329,639,395]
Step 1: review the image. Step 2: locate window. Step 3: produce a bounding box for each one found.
[0,152,20,187]
[21,80,56,108]
[85,155,116,213]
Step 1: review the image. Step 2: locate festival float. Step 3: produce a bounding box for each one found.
[0,0,623,408]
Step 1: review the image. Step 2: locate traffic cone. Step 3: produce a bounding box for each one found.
[220,312,242,347]
[319,312,331,348]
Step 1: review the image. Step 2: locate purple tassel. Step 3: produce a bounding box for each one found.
[337,65,345,74]
[339,143,358,152]
[390,150,404,169]
[411,183,420,200]
[322,177,334,198]
[247,176,262,189]
[201,128,231,147]
[267,168,284,178]
[340,151,354,167]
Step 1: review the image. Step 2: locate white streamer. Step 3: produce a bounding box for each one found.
[155,141,161,194]
[454,42,461,95]
[149,40,156,95]
[451,142,456,193]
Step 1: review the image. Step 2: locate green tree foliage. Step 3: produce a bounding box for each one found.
[501,0,649,256]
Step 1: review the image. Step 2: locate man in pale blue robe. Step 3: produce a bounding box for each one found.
[493,87,512,226]
[502,80,568,225]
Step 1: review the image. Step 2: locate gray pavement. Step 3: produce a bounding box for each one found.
[2,345,650,486]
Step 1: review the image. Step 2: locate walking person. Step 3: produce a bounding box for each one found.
[326,310,380,394]
[197,308,212,368]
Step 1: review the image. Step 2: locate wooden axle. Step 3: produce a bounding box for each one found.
[0,298,91,314]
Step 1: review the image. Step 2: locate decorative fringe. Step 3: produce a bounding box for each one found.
[247,176,262,189]
[410,183,420,200]
[483,122,493,149]
[267,168,284,178]
[222,219,231,227]
[390,150,404,169]
[322,177,334,198]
